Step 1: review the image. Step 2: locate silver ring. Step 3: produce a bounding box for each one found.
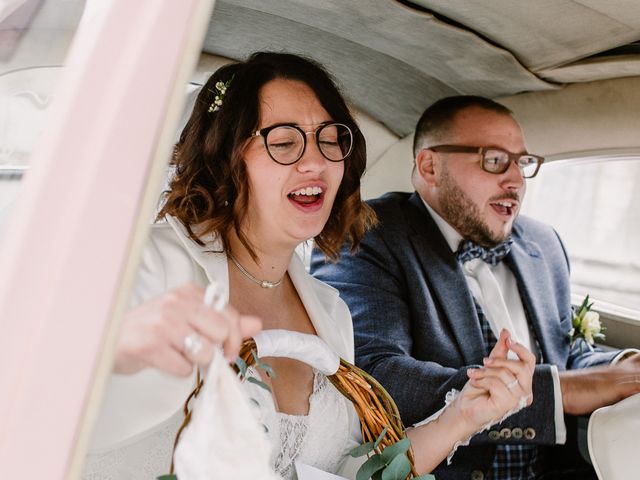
[183,332,203,356]
[203,281,226,312]
[506,378,519,390]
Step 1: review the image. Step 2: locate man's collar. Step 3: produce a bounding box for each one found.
[419,194,462,253]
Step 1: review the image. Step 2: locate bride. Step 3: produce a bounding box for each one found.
[84,51,535,479]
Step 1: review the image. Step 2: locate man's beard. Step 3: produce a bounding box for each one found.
[438,165,516,247]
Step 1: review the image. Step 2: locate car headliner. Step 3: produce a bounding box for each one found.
[202,0,640,136]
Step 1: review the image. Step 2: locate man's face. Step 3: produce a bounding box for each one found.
[434,106,527,247]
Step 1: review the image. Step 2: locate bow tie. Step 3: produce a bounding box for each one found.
[456,238,513,267]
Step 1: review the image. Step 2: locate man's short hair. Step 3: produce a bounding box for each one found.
[412,95,513,157]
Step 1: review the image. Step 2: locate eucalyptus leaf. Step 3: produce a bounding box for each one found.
[257,360,276,379]
[251,349,260,364]
[157,475,178,480]
[372,472,383,480]
[380,438,410,463]
[235,356,247,376]
[374,426,389,448]
[413,474,436,479]
[350,441,375,458]
[356,454,385,480]
[247,376,271,392]
[381,453,411,480]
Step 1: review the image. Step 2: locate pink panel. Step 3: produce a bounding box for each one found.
[0,0,212,477]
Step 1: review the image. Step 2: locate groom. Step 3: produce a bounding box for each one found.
[312,96,640,479]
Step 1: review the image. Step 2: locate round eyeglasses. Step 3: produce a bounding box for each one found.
[430,145,545,178]
[251,122,354,165]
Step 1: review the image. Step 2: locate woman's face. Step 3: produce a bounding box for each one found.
[241,78,345,250]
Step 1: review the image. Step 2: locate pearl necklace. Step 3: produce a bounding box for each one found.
[227,252,284,289]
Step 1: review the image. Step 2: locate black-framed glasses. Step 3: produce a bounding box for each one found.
[251,122,354,165]
[430,145,545,178]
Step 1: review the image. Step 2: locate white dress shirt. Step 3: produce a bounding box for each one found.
[421,199,567,443]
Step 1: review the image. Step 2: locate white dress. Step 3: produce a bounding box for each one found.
[246,367,357,480]
[83,218,361,479]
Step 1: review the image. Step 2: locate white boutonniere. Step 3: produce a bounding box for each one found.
[569,295,606,352]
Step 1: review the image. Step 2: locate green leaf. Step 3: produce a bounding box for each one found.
[257,360,276,379]
[413,474,436,479]
[235,356,247,376]
[380,438,411,463]
[157,475,178,480]
[372,472,383,480]
[350,441,375,458]
[251,349,260,364]
[247,376,271,392]
[356,454,385,480]
[374,426,389,448]
[381,453,411,480]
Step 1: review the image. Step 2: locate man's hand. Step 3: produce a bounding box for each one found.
[560,352,640,415]
[458,329,536,429]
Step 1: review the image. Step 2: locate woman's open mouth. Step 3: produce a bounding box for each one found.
[288,186,325,211]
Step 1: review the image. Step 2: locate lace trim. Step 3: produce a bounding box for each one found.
[442,389,530,465]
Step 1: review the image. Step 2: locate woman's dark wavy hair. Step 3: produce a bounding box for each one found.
[158,52,376,260]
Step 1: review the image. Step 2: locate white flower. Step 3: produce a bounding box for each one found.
[579,311,601,345]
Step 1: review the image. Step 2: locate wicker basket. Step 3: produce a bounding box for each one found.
[172,339,419,478]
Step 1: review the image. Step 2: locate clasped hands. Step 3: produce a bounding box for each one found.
[456,329,535,431]
[114,283,262,376]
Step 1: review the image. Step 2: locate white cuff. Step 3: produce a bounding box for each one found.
[612,348,640,365]
[551,365,567,444]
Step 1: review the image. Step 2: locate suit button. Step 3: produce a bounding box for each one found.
[524,427,536,440]
[488,430,500,440]
[470,470,484,480]
[500,428,511,439]
[512,427,523,439]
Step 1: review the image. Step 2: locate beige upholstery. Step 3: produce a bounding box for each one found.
[588,393,640,480]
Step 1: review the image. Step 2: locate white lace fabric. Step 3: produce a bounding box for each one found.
[246,367,356,480]
[82,329,360,479]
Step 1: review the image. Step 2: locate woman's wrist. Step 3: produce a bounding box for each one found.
[438,394,481,441]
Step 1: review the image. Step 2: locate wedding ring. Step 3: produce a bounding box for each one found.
[183,332,203,356]
[506,379,519,390]
[203,281,226,312]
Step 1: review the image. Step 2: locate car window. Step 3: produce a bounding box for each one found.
[521,154,640,314]
[0,0,85,236]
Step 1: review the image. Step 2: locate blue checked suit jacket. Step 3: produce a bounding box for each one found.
[311,192,619,480]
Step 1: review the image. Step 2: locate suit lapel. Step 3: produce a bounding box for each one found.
[405,194,486,364]
[288,255,352,362]
[507,226,565,365]
[165,215,230,300]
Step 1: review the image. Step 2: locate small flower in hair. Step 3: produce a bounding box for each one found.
[208,79,232,113]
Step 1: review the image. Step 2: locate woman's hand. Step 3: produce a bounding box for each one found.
[113,283,262,376]
[457,329,535,430]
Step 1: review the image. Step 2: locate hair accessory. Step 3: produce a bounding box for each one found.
[228,252,284,289]
[208,79,232,113]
